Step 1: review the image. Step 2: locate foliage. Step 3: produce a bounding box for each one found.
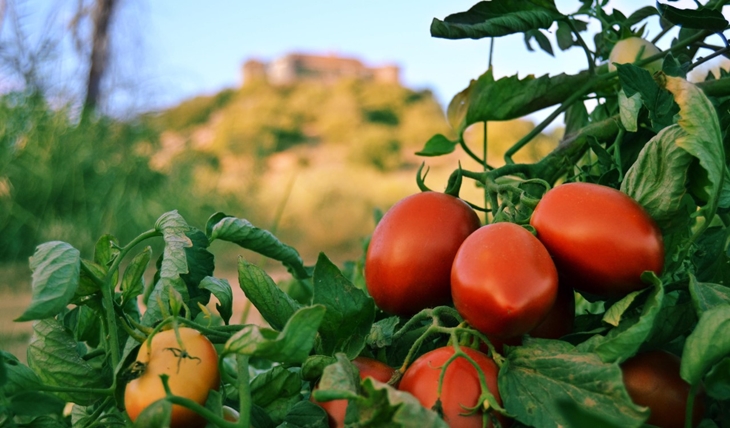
[5,1,730,428]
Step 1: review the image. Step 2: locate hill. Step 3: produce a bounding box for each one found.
[151,78,560,263]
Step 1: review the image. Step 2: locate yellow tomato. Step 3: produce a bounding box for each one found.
[608,37,662,73]
[124,328,220,428]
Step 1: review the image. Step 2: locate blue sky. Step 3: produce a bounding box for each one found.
[7,0,714,119]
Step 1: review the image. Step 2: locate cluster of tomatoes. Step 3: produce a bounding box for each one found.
[356,182,701,428]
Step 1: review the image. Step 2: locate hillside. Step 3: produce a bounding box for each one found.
[152,78,560,262]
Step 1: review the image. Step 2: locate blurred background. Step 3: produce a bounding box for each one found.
[1,0,724,358]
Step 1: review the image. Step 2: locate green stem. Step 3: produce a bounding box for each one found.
[34,384,113,395]
[684,383,698,428]
[160,374,238,428]
[237,354,252,428]
[567,18,595,74]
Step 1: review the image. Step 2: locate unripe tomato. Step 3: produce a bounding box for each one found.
[530,182,664,297]
[124,328,220,428]
[311,357,396,428]
[621,350,705,428]
[399,346,506,428]
[451,222,558,339]
[608,37,662,73]
[222,405,239,422]
[366,191,481,316]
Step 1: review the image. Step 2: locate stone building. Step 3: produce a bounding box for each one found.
[242,53,400,86]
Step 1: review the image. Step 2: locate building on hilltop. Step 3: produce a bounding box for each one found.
[242,53,400,86]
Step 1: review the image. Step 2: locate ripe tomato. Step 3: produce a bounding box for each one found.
[399,346,506,428]
[530,182,664,297]
[365,191,481,316]
[312,357,396,428]
[621,350,705,428]
[608,37,662,73]
[124,327,220,428]
[451,222,558,339]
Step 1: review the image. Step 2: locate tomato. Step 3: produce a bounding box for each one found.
[621,350,705,428]
[530,182,664,297]
[608,37,662,73]
[124,327,220,428]
[451,222,558,339]
[311,356,396,428]
[365,191,481,316]
[399,346,506,428]
[528,283,575,340]
[222,405,239,422]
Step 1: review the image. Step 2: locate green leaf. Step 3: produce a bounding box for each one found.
[199,276,233,325]
[555,21,573,51]
[0,351,42,396]
[618,89,642,132]
[617,64,678,132]
[499,338,649,428]
[620,125,694,232]
[525,29,554,56]
[690,226,730,283]
[689,276,730,314]
[15,241,80,322]
[225,305,326,364]
[121,246,152,306]
[366,316,400,348]
[250,365,302,425]
[177,228,215,314]
[93,233,119,285]
[133,399,172,428]
[644,291,697,348]
[8,391,65,416]
[155,210,192,280]
[415,134,457,157]
[602,290,643,327]
[555,399,627,428]
[579,275,664,363]
[564,99,589,136]
[206,212,310,279]
[657,2,728,30]
[27,319,106,405]
[312,253,375,358]
[312,354,361,402]
[238,257,301,331]
[681,304,730,385]
[280,400,329,428]
[704,357,730,400]
[664,75,726,222]
[301,354,337,381]
[447,68,592,138]
[351,378,449,428]
[431,0,560,40]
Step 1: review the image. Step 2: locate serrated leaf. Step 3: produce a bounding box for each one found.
[689,275,730,314]
[664,75,726,223]
[447,68,592,138]
[225,305,325,364]
[250,365,302,425]
[415,134,457,157]
[431,0,560,40]
[15,242,80,322]
[578,275,664,364]
[657,2,728,30]
[199,276,233,324]
[620,125,694,232]
[238,258,301,331]
[499,338,649,428]
[618,89,642,132]
[681,305,730,385]
[617,64,678,131]
[525,29,554,56]
[555,21,573,51]
[27,319,106,405]
[312,254,375,358]
[352,378,450,428]
[366,316,400,348]
[206,213,310,279]
[121,246,152,306]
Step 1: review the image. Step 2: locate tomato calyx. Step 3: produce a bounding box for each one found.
[164,347,203,372]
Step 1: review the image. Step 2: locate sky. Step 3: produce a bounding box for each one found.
[4,0,721,121]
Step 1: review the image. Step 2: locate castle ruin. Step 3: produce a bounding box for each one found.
[242,53,400,86]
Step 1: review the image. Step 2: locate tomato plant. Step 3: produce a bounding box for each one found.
[608,37,662,73]
[5,1,730,428]
[124,327,220,427]
[530,182,664,297]
[452,222,558,339]
[398,346,505,428]
[365,191,480,316]
[621,350,705,428]
[311,357,396,428]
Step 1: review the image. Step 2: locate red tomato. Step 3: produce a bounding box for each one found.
[124,328,220,428]
[312,357,396,428]
[451,222,558,339]
[399,346,506,428]
[365,191,481,316]
[621,350,705,428]
[530,182,664,297]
